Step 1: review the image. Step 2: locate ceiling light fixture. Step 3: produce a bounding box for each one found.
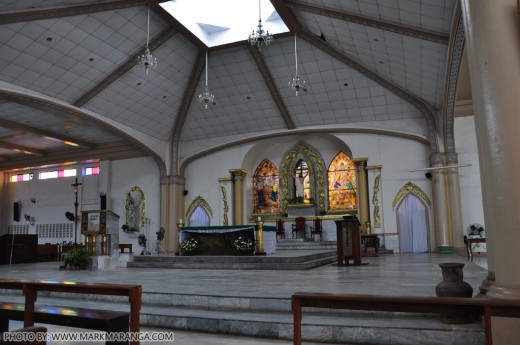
[289,34,306,96]
[137,5,157,75]
[198,51,215,109]
[248,0,273,50]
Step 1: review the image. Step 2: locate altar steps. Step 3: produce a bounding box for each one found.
[127,250,337,270]
[0,288,484,345]
[276,238,337,250]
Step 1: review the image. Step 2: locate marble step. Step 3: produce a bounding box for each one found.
[127,252,337,270]
[0,293,484,345]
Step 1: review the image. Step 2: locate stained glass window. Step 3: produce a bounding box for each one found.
[328,152,357,210]
[253,159,280,214]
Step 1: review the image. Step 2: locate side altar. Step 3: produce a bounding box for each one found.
[180,225,276,255]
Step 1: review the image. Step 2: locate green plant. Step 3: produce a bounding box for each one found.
[233,235,254,255]
[180,238,198,256]
[65,247,89,269]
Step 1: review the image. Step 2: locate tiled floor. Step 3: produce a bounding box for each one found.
[0,252,488,344]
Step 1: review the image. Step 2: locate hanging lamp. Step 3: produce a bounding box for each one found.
[137,5,157,75]
[289,34,306,96]
[198,51,215,109]
[248,0,273,50]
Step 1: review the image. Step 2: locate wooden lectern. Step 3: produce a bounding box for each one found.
[81,210,119,256]
[335,215,361,266]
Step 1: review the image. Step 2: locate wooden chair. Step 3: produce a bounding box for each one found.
[292,217,306,238]
[276,219,285,241]
[310,217,323,241]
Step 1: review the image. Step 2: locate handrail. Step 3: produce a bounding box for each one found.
[292,292,520,345]
[0,279,142,345]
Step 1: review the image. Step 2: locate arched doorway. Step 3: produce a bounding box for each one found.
[396,193,429,253]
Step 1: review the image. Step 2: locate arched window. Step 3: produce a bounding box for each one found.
[328,152,357,210]
[253,159,280,214]
[189,205,210,227]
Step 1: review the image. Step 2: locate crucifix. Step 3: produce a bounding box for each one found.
[71,178,82,244]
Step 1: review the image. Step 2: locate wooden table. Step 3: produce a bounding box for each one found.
[464,236,486,261]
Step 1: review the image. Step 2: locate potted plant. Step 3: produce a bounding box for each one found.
[64,247,90,270]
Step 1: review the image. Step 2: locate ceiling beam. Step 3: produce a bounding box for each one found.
[0,141,146,172]
[0,118,95,149]
[0,140,45,156]
[248,46,296,130]
[73,27,177,107]
[170,50,206,175]
[0,0,145,24]
[270,0,301,32]
[285,0,449,45]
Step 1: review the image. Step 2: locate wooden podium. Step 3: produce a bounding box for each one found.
[335,216,361,266]
[81,210,119,256]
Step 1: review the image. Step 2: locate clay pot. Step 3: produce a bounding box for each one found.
[435,262,473,298]
[435,262,473,324]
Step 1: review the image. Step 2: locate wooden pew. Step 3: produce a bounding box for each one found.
[0,279,141,345]
[0,302,129,345]
[292,292,520,345]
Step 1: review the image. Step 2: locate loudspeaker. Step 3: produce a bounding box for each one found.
[13,202,20,222]
[425,172,432,179]
[183,190,189,196]
[100,194,107,210]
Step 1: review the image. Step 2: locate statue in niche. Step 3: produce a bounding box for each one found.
[125,186,145,232]
[293,160,310,204]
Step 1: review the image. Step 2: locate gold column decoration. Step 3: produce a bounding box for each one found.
[220,185,229,226]
[230,169,248,225]
[392,182,431,210]
[372,174,381,228]
[255,218,266,255]
[280,142,326,214]
[186,196,213,218]
[354,158,369,234]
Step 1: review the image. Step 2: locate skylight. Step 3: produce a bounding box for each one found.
[160,0,290,47]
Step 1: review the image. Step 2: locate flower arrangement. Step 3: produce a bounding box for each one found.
[180,238,198,256]
[233,235,254,255]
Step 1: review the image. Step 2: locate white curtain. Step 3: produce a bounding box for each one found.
[398,194,428,253]
[189,206,210,227]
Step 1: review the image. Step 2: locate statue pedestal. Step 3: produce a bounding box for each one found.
[287,204,315,218]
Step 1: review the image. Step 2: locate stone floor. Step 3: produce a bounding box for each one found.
[0,251,488,344]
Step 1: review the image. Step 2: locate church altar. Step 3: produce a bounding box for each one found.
[179,225,276,255]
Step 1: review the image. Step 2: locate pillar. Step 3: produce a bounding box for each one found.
[461,0,520,342]
[445,153,464,249]
[461,0,520,292]
[161,175,185,254]
[230,169,247,225]
[354,159,370,234]
[430,153,452,253]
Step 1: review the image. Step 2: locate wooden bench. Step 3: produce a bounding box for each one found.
[0,279,141,345]
[292,292,520,345]
[0,302,129,345]
[119,244,133,253]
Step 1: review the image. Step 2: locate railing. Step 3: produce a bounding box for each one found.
[292,292,520,345]
[0,279,142,345]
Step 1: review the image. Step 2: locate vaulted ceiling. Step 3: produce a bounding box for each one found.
[0,0,463,173]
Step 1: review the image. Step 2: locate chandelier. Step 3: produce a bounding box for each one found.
[248,0,273,50]
[198,51,215,109]
[289,34,306,96]
[137,5,157,75]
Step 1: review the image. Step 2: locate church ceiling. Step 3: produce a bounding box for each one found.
[0,0,458,171]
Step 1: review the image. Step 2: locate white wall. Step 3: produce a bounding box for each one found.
[110,157,161,254]
[4,157,162,254]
